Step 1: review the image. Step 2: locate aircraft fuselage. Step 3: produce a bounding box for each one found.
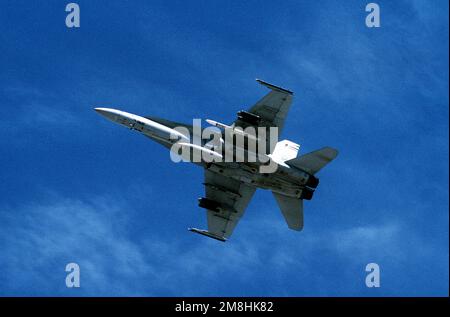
[94,107,319,200]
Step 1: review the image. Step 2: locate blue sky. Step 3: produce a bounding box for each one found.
[0,0,448,296]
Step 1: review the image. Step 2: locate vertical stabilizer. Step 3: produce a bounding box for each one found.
[270,140,300,164]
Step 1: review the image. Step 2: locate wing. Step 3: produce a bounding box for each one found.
[233,79,293,152]
[189,169,256,241]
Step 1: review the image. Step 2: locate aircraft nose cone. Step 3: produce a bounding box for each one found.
[94,107,108,115]
[94,107,117,121]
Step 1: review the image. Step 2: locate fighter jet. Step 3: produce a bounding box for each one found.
[95,79,338,242]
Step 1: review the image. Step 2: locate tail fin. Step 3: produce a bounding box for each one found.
[272,192,303,231]
[286,147,338,175]
[271,140,300,164]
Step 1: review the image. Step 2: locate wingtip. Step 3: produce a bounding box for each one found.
[326,147,339,159]
[255,79,293,95]
[188,228,227,242]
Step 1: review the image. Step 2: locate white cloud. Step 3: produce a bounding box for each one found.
[1,191,424,296]
[0,193,268,295]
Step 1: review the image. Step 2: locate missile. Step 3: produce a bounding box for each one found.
[188,228,226,242]
[206,118,273,163]
[178,142,223,161]
[205,119,260,141]
[94,107,189,142]
[205,119,230,130]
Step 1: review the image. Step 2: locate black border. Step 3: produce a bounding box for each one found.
[1,297,448,314]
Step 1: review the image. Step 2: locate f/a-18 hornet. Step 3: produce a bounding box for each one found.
[95,79,338,242]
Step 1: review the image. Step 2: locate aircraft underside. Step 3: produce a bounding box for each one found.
[95,79,338,241]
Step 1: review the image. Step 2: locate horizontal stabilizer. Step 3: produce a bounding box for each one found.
[286,147,338,175]
[188,228,227,242]
[272,192,303,231]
